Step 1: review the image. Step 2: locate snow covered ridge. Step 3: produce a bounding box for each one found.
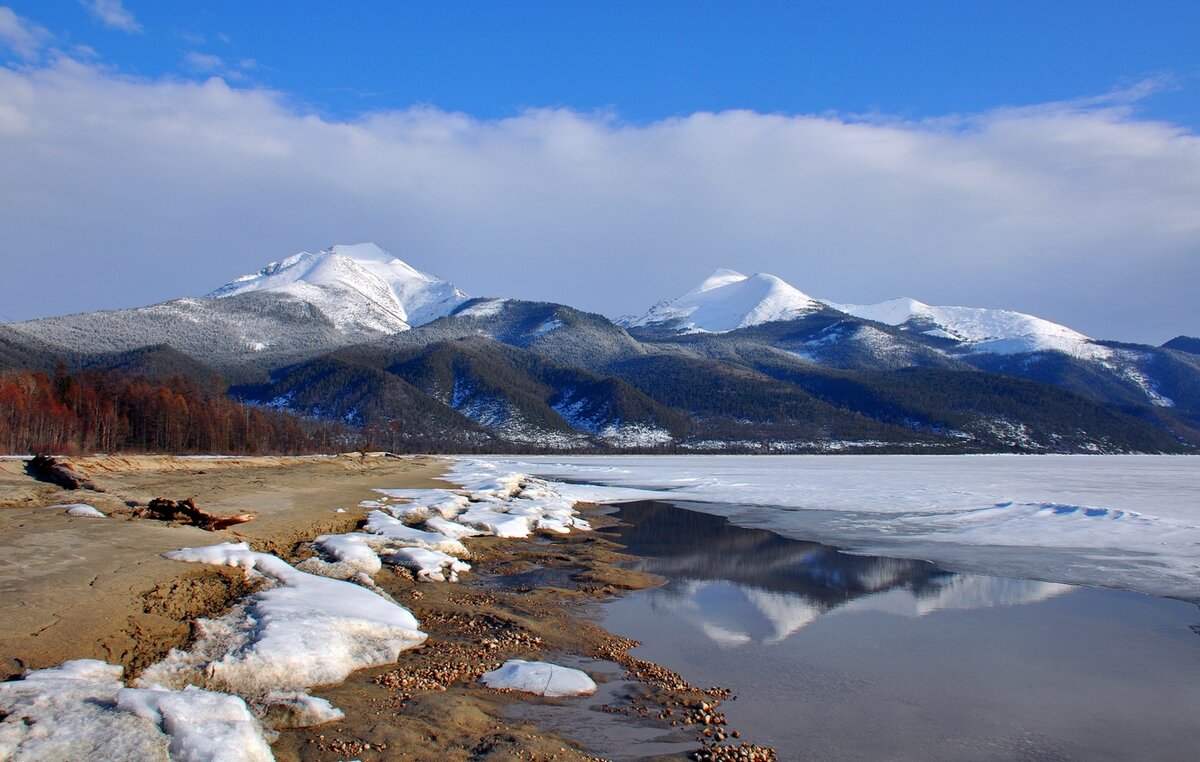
[625,268,1106,359]
[208,242,469,332]
[830,296,1108,359]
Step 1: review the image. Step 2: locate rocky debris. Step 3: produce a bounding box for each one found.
[27,454,103,491]
[374,613,545,702]
[691,742,778,761]
[140,497,255,531]
[306,733,391,758]
[590,633,776,760]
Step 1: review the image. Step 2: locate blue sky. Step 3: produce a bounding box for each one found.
[10,1,1199,124]
[1,1,1198,342]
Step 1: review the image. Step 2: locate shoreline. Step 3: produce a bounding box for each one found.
[0,455,777,761]
[0,453,447,677]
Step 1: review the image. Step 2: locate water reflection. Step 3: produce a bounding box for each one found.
[605,501,1072,646]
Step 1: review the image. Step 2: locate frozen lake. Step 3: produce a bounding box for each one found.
[456,455,1200,760]
[466,455,1200,601]
[599,501,1200,761]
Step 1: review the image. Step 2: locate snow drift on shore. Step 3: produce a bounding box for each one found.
[0,660,272,762]
[139,542,427,697]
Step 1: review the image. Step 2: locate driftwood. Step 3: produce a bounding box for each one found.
[143,497,255,531]
[27,455,104,492]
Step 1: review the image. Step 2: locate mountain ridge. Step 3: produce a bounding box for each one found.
[3,243,1196,454]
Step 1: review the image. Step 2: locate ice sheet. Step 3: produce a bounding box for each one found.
[465,455,1200,601]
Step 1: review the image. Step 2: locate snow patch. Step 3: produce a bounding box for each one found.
[0,660,170,761]
[479,659,596,697]
[57,503,106,518]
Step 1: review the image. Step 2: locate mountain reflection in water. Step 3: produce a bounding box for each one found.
[604,501,1072,646]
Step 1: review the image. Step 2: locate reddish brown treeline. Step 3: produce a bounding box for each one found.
[0,364,350,455]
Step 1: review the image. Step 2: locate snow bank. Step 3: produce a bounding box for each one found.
[310,532,385,575]
[479,659,597,697]
[365,511,469,555]
[140,542,426,698]
[304,461,602,587]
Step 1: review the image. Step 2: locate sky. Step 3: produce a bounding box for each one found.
[0,1,1198,343]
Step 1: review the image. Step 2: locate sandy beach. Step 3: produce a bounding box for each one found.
[0,454,774,761]
[0,454,447,678]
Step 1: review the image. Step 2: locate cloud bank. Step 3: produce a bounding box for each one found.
[0,57,1197,342]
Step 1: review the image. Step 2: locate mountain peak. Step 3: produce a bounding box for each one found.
[207,243,468,332]
[690,268,749,295]
[328,242,393,262]
[628,269,823,333]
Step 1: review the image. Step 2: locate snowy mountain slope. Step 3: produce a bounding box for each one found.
[830,297,1108,359]
[625,269,825,333]
[352,298,649,373]
[8,292,355,382]
[209,243,468,331]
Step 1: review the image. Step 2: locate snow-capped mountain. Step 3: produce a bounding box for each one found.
[830,297,1108,359]
[624,268,825,332]
[209,243,468,332]
[627,267,1106,359]
[3,249,1196,453]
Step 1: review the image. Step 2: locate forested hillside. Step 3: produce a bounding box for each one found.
[0,365,357,455]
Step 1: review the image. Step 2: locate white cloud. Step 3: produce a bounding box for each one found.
[0,59,1197,343]
[183,51,223,73]
[182,52,256,82]
[0,6,51,60]
[80,0,141,33]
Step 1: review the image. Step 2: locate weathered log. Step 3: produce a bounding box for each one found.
[143,497,254,531]
[27,455,103,492]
